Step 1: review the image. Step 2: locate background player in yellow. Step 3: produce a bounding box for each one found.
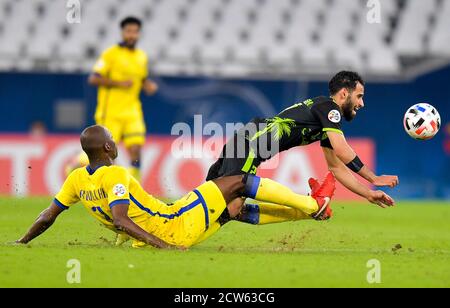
[14,126,366,249]
[88,16,158,180]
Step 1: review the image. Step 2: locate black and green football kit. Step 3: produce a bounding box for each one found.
[206,96,344,181]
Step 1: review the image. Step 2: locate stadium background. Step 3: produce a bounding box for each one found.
[1,0,450,290]
[0,0,449,200]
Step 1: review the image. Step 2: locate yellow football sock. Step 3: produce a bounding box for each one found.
[244,175,318,215]
[239,201,312,225]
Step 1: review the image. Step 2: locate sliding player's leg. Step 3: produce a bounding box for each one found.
[243,173,335,220]
[212,173,335,221]
[121,181,231,248]
[161,181,230,247]
[192,221,221,245]
[207,176,313,228]
[236,177,323,224]
[208,196,310,226]
[228,178,319,225]
[242,175,318,215]
[189,197,246,245]
[236,201,312,225]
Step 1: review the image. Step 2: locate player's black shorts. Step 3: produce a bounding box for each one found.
[206,133,260,180]
[206,119,270,181]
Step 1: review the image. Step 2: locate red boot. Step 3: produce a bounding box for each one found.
[309,172,336,221]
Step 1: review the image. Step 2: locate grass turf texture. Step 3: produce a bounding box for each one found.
[0,197,449,288]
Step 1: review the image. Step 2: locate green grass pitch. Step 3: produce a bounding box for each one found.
[0,197,449,288]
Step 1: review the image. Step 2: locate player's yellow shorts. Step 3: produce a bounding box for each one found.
[132,181,227,248]
[96,115,146,148]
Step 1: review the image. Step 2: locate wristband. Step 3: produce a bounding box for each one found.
[346,156,364,173]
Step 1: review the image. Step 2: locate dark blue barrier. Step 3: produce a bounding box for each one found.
[0,67,449,199]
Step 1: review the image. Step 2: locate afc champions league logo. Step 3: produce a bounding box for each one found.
[328,110,342,124]
[113,184,126,198]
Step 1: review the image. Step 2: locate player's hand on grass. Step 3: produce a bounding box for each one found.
[6,240,26,246]
[372,175,399,188]
[367,190,395,208]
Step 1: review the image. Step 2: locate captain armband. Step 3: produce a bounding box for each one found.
[346,156,364,173]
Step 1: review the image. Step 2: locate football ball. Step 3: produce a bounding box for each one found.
[403,103,441,140]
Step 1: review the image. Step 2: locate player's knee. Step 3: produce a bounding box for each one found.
[212,175,246,202]
[227,198,245,218]
[225,174,261,199]
[231,175,246,194]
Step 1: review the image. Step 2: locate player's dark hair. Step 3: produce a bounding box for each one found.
[329,71,365,95]
[120,16,142,29]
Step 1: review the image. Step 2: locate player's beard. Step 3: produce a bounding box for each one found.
[342,96,356,122]
[123,39,138,49]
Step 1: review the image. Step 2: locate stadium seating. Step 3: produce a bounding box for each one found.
[0,0,449,78]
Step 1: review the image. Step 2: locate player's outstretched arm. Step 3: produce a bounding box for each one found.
[326,131,399,188]
[110,203,184,250]
[358,166,399,188]
[323,147,395,208]
[16,202,65,244]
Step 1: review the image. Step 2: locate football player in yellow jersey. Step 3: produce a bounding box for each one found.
[87,16,158,180]
[16,125,345,249]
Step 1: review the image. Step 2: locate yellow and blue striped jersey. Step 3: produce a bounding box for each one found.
[55,165,174,230]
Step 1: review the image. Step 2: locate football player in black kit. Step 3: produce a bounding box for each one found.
[207,71,399,226]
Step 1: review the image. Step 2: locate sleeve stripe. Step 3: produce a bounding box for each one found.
[109,199,130,209]
[54,198,69,210]
[323,128,344,134]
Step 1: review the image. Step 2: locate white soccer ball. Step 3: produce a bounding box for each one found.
[403,103,441,140]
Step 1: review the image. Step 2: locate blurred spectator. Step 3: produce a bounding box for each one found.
[30,121,47,138]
